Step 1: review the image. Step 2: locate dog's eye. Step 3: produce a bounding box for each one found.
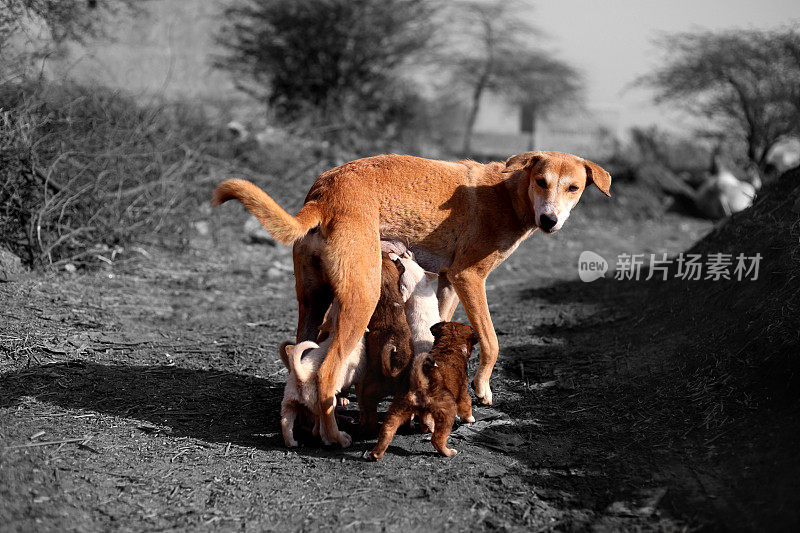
[567,185,579,192]
[535,179,547,188]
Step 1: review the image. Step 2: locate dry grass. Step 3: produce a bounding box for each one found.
[0,80,231,268]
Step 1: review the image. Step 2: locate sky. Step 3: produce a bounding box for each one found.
[529,0,800,131]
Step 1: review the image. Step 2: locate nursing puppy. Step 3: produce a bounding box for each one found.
[367,322,479,461]
[396,252,441,433]
[279,302,365,447]
[281,252,412,446]
[357,252,415,434]
[396,253,440,355]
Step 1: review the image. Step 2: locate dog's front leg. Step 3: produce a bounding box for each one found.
[451,270,499,406]
[281,404,299,448]
[437,273,460,321]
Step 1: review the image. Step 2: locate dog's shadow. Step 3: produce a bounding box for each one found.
[0,360,289,450]
[0,360,432,454]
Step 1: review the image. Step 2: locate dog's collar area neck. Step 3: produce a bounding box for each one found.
[502,173,534,230]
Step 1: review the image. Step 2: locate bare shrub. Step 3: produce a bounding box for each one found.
[0,80,222,268]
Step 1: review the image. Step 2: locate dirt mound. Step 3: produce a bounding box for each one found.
[640,166,800,530]
[657,166,799,396]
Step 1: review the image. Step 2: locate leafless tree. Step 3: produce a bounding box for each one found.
[1,0,142,75]
[441,0,582,154]
[641,28,800,171]
[0,0,140,46]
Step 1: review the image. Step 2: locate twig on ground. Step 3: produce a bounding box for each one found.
[4,435,91,450]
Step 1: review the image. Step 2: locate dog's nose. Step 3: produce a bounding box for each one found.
[539,213,558,232]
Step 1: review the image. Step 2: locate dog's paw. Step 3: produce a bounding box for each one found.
[363,450,381,462]
[442,448,458,458]
[473,380,493,406]
[465,415,476,423]
[285,439,299,448]
[337,396,350,406]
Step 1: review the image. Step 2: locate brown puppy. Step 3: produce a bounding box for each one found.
[213,151,611,447]
[367,322,479,461]
[356,252,415,434]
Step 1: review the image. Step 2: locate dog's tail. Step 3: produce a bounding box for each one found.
[212,179,322,246]
[286,340,320,382]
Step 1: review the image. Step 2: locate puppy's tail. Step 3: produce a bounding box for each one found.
[212,179,322,246]
[381,343,404,378]
[288,340,320,382]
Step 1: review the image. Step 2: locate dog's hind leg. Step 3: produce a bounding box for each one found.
[431,406,457,457]
[366,396,412,461]
[316,232,381,448]
[293,239,334,342]
[457,387,475,423]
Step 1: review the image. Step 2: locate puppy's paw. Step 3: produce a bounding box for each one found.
[285,439,299,448]
[363,450,382,462]
[337,396,350,406]
[337,430,352,448]
[442,448,458,458]
[464,415,476,423]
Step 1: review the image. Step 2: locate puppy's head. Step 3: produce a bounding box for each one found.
[397,255,437,302]
[430,321,480,358]
[421,353,438,374]
[503,151,611,234]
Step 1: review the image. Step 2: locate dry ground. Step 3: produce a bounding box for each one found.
[3,185,789,532]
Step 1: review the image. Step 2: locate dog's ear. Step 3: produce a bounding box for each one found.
[393,255,406,276]
[278,341,293,370]
[430,321,446,339]
[502,151,545,174]
[584,159,612,197]
[422,354,438,373]
[469,328,480,346]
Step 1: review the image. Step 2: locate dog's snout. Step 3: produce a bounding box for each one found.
[539,213,558,232]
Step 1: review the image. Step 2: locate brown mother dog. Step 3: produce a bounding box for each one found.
[213,151,611,447]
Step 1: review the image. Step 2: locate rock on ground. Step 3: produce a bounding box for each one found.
[0,248,24,282]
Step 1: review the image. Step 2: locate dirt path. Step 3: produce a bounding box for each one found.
[1,204,723,531]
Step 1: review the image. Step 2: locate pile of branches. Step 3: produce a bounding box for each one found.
[0,80,223,268]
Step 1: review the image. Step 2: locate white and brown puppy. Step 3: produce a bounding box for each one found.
[278,303,366,448]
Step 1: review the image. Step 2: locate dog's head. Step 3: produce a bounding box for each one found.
[430,321,480,358]
[503,151,611,234]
